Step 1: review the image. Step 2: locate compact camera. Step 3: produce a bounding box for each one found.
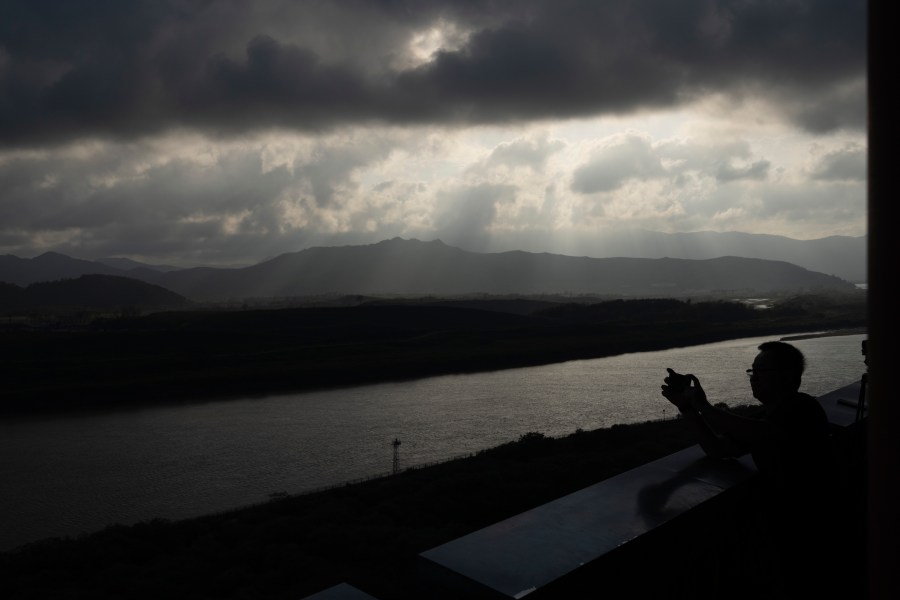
[665,369,692,394]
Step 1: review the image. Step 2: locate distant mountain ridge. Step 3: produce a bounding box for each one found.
[0,237,859,301]
[0,252,124,286]
[570,230,866,283]
[95,257,182,273]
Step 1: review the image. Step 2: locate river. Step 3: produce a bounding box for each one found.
[0,331,867,552]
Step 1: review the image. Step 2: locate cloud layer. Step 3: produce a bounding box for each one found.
[0,1,867,265]
[1,0,866,145]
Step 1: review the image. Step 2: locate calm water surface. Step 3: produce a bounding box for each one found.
[0,332,866,551]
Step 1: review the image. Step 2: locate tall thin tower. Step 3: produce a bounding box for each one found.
[392,438,402,474]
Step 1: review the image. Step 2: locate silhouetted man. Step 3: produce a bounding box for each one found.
[661,341,836,597]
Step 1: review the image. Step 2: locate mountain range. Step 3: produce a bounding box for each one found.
[0,236,859,303]
[543,230,866,283]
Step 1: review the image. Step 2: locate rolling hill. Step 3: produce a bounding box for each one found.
[0,274,188,312]
[1,238,858,302]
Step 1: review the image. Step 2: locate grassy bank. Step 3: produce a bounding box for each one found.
[1,414,738,599]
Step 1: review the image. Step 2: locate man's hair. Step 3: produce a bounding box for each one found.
[758,341,805,388]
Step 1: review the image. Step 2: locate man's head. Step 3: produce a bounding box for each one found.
[749,341,805,404]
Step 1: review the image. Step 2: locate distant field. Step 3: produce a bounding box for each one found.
[0,293,866,415]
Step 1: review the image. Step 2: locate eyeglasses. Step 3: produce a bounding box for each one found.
[746,367,782,376]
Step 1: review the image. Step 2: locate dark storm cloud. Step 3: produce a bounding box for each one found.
[0,118,425,262]
[715,159,770,182]
[291,135,399,207]
[484,135,565,171]
[0,0,866,147]
[810,143,867,182]
[568,134,778,197]
[571,134,666,194]
[0,137,396,263]
[0,149,284,232]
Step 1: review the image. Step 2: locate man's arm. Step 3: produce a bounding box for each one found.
[662,374,768,458]
[684,374,771,449]
[675,403,745,458]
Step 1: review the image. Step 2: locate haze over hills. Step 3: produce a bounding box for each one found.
[0,252,124,286]
[545,230,866,283]
[0,237,857,303]
[2,230,865,284]
[95,257,182,273]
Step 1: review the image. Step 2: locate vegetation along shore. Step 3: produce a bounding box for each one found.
[0,291,865,415]
[0,413,761,599]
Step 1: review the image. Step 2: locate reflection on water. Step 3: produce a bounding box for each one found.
[0,332,866,551]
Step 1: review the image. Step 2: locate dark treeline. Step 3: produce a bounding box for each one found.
[536,297,759,322]
[0,292,865,415]
[0,274,188,312]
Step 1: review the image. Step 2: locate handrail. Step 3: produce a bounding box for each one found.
[416,380,865,599]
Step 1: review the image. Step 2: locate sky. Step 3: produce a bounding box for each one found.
[0,0,867,267]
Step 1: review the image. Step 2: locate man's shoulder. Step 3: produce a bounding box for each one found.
[794,391,820,406]
[771,391,828,425]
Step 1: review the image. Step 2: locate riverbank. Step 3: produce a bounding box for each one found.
[0,295,866,416]
[0,330,869,598]
[779,326,867,341]
[0,414,740,599]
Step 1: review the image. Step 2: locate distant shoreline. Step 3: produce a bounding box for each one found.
[0,298,867,416]
[1,325,867,419]
[779,326,867,341]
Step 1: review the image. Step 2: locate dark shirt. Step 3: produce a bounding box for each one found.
[717,393,838,596]
[749,390,837,576]
[750,391,835,503]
